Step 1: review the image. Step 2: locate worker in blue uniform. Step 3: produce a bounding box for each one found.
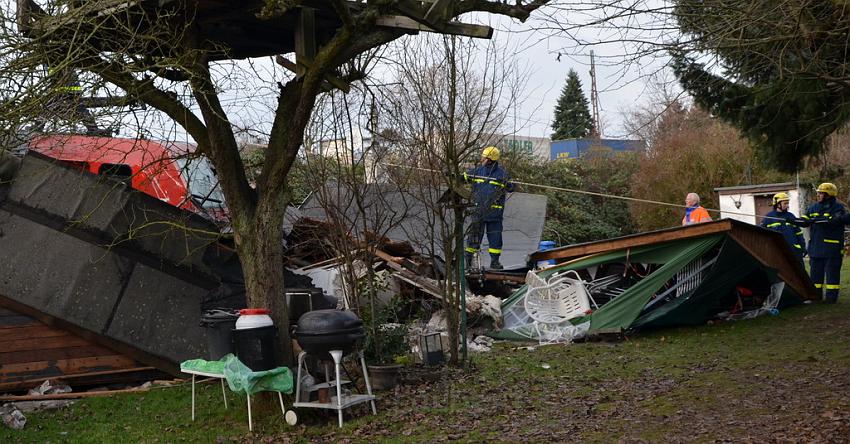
[464,146,514,270]
[798,183,848,303]
[761,192,806,267]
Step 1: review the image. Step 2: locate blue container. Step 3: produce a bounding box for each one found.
[537,240,557,267]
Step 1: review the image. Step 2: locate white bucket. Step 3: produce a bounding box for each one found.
[235,308,274,330]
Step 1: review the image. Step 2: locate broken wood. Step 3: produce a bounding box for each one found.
[0,387,150,401]
[478,272,526,284]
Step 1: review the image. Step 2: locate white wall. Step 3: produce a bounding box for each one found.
[718,193,757,225]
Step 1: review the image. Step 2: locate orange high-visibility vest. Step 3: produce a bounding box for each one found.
[683,206,712,226]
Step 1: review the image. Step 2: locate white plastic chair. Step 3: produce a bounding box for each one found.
[524,270,591,324]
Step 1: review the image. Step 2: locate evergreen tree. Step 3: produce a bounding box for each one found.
[551,69,594,140]
[672,0,850,171]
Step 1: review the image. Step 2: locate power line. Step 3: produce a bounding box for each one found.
[380,162,793,223]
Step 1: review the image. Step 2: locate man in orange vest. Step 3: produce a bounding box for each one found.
[682,192,712,225]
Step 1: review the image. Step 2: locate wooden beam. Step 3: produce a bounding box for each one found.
[530,220,735,262]
[375,15,493,39]
[274,55,350,93]
[478,271,526,284]
[294,7,316,78]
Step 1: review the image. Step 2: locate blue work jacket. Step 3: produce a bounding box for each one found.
[761,210,806,256]
[465,162,514,221]
[801,197,849,257]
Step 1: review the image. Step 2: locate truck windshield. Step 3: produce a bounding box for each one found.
[175,156,227,209]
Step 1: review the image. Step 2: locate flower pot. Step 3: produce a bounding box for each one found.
[367,364,402,391]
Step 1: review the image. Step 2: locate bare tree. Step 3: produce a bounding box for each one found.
[1,1,549,364]
[376,35,524,365]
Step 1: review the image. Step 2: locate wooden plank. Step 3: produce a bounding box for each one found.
[0,295,180,376]
[480,272,526,284]
[0,307,24,316]
[0,387,149,401]
[0,324,69,341]
[375,15,493,39]
[1,345,115,365]
[530,220,734,262]
[0,355,138,379]
[0,314,39,328]
[0,334,91,353]
[0,367,159,392]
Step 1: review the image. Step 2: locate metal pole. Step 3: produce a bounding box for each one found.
[458,211,468,367]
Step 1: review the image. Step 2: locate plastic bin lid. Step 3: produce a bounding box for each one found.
[239,308,270,315]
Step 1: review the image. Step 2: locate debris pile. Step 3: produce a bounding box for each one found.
[496,221,818,344]
[282,217,507,359]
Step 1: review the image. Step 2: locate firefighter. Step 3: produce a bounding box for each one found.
[798,183,848,303]
[464,146,514,270]
[761,192,806,266]
[682,192,712,225]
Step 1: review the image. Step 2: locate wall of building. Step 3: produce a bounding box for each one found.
[550,138,645,160]
[494,135,551,161]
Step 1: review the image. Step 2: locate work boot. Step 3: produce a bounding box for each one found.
[490,255,503,270]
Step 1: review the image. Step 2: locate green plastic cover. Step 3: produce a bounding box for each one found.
[180,354,293,395]
[493,234,724,338]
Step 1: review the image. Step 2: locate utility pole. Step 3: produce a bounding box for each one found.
[589,50,601,141]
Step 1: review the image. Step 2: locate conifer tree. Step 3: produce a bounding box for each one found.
[551,69,594,140]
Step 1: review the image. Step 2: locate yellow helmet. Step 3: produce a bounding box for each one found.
[482,146,500,161]
[817,182,838,197]
[772,192,790,206]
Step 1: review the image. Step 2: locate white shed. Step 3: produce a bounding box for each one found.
[714,182,808,226]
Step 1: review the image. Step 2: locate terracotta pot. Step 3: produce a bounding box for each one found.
[367,364,402,391]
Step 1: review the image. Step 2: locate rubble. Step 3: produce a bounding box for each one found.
[0,403,26,430]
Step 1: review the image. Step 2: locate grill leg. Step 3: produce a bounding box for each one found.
[360,351,377,415]
[330,350,344,428]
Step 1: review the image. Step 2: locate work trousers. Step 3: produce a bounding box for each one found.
[809,256,843,303]
[465,219,503,257]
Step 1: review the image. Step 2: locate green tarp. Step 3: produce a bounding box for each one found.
[493,232,803,340]
[494,235,723,338]
[180,354,293,395]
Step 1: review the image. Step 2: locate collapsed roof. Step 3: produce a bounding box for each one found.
[0,150,227,385]
[495,220,818,342]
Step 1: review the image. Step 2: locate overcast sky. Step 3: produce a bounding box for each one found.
[479,2,676,139]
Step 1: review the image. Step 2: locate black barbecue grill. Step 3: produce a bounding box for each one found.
[293,309,365,356]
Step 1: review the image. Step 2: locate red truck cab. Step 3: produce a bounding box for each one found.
[27,134,229,226]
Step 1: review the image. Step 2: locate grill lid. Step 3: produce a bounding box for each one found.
[294,309,363,336]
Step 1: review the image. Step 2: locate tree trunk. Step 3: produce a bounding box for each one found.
[234,195,293,366]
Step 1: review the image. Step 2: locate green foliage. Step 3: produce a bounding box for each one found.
[671,0,850,171]
[550,69,593,140]
[359,295,410,365]
[507,152,637,245]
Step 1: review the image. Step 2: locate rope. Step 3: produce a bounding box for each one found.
[380,162,794,223]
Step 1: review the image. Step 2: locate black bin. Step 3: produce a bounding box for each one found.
[200,309,239,360]
[233,325,279,371]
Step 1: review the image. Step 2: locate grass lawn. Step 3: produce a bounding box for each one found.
[4,265,850,443]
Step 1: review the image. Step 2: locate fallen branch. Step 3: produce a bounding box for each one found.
[0,387,149,402]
